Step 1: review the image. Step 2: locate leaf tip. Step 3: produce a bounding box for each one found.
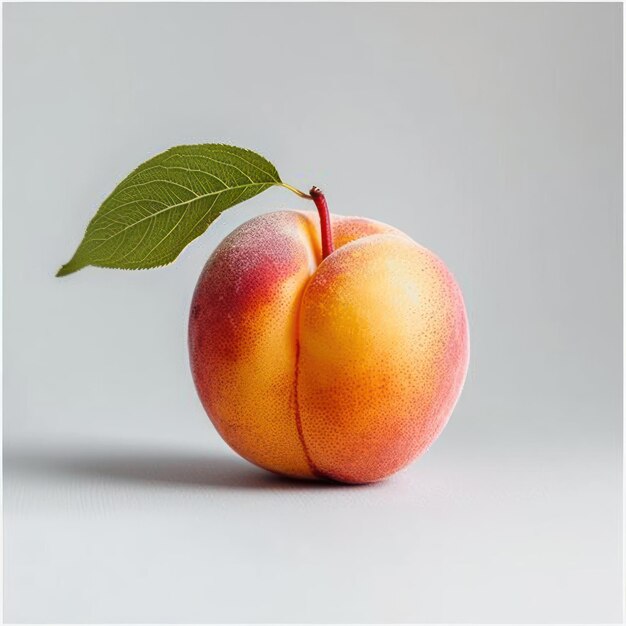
[56,260,82,277]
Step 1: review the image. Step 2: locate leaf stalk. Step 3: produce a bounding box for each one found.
[280,183,312,199]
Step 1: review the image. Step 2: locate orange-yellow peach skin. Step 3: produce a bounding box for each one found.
[188,211,469,483]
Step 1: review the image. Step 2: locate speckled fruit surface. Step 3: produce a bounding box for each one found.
[188,210,469,483]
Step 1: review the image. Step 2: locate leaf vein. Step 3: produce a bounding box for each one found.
[85,183,272,254]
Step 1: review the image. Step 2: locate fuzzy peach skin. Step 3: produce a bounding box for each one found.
[188,210,469,483]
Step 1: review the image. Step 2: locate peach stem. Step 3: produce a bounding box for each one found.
[309,187,334,259]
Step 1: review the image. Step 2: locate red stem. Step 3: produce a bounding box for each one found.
[309,187,334,259]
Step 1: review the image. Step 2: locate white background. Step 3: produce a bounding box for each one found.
[4,3,622,622]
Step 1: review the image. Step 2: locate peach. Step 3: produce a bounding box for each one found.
[188,209,469,484]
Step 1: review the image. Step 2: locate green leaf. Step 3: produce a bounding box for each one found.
[57,144,282,276]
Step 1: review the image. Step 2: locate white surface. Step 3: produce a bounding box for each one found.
[4,431,621,623]
[4,3,622,623]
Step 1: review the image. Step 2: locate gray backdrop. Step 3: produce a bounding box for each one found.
[4,3,622,623]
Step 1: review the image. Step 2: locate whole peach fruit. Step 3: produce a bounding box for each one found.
[189,204,469,484]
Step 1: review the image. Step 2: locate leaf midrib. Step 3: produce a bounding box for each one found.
[88,181,274,252]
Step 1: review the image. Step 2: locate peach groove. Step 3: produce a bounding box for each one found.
[293,339,323,478]
[291,244,329,480]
